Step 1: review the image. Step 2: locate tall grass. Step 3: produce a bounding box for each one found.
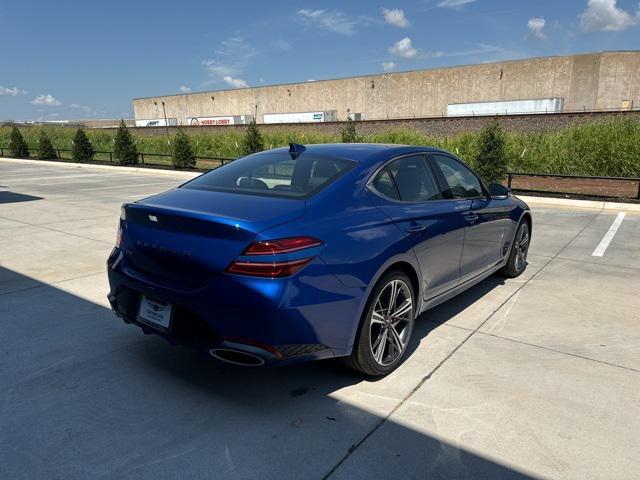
[1,118,639,176]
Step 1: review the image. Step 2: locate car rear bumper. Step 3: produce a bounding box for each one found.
[107,247,363,365]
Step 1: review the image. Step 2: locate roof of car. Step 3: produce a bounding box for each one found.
[265,143,448,165]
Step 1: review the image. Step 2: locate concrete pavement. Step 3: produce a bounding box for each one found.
[1,161,639,479]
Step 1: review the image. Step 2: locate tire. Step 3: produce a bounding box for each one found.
[343,270,416,377]
[501,220,530,278]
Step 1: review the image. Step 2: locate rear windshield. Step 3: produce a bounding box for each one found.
[182,152,356,198]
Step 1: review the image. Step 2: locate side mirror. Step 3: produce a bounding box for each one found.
[488,183,511,199]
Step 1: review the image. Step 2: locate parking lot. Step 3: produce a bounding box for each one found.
[1,159,639,479]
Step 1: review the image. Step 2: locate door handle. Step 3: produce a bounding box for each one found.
[405,225,427,234]
[465,214,479,222]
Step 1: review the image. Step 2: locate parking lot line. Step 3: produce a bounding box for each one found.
[592,212,626,257]
[79,181,180,191]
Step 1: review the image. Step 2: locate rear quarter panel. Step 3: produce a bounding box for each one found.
[258,164,422,354]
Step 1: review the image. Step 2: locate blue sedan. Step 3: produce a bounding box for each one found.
[107,143,531,376]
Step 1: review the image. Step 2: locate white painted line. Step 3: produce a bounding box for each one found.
[36,175,135,186]
[8,173,112,183]
[79,181,180,191]
[592,212,626,257]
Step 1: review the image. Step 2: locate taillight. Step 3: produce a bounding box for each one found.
[116,205,126,247]
[226,236,323,278]
[116,223,122,247]
[243,237,322,255]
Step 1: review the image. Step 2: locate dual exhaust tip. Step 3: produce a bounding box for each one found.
[209,348,266,367]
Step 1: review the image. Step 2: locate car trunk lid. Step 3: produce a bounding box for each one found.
[122,188,305,288]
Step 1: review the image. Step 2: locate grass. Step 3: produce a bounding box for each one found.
[1,118,639,176]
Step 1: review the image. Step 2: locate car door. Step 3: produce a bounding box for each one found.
[368,154,469,300]
[429,153,508,283]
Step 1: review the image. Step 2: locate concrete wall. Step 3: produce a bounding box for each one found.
[133,51,640,125]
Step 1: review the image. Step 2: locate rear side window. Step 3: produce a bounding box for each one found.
[183,153,355,198]
[431,154,483,199]
[371,169,399,200]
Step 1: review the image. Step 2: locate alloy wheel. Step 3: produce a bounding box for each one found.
[369,279,414,367]
[514,224,530,272]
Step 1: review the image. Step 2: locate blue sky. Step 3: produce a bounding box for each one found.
[1,0,639,121]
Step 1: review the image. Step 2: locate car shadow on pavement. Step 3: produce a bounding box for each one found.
[1,266,532,479]
[406,274,507,358]
[0,190,43,204]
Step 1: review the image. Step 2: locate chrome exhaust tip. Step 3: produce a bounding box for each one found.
[209,348,266,367]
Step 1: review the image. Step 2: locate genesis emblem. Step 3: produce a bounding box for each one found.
[148,215,158,222]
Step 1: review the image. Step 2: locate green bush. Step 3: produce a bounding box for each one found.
[1,117,639,176]
[72,129,94,162]
[9,126,29,158]
[341,117,358,143]
[242,118,264,155]
[474,120,507,183]
[37,131,57,159]
[113,120,138,165]
[172,130,196,168]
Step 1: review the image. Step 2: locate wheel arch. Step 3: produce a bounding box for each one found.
[519,210,532,240]
[345,255,423,355]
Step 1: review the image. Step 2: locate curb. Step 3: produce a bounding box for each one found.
[0,157,201,179]
[517,195,640,212]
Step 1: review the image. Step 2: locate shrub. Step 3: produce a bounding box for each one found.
[113,120,138,165]
[341,117,358,143]
[9,126,29,158]
[474,120,507,184]
[172,130,196,168]
[242,118,264,155]
[37,131,57,159]
[72,129,94,162]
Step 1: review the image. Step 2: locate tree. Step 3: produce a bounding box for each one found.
[341,117,358,143]
[172,130,196,168]
[474,120,507,184]
[37,130,57,159]
[8,126,29,158]
[113,119,138,165]
[72,129,94,162]
[242,118,264,155]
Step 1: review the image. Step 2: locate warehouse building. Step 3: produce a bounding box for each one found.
[133,51,640,126]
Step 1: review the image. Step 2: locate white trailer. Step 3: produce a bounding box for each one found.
[447,98,564,117]
[262,111,337,124]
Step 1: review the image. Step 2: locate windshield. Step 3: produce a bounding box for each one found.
[182,152,356,198]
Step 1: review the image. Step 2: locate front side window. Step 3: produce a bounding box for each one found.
[183,153,355,198]
[431,154,483,199]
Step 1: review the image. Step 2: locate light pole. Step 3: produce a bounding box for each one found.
[161,101,169,136]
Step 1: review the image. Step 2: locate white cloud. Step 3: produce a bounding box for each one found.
[382,8,409,27]
[382,61,396,71]
[30,94,62,106]
[202,37,256,88]
[389,37,443,60]
[437,0,476,8]
[69,103,96,116]
[0,86,27,96]
[223,76,249,88]
[389,37,418,58]
[579,0,636,31]
[297,9,359,35]
[202,59,239,77]
[528,17,547,39]
[179,85,191,93]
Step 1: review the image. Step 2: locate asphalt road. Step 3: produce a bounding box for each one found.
[1,159,639,479]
